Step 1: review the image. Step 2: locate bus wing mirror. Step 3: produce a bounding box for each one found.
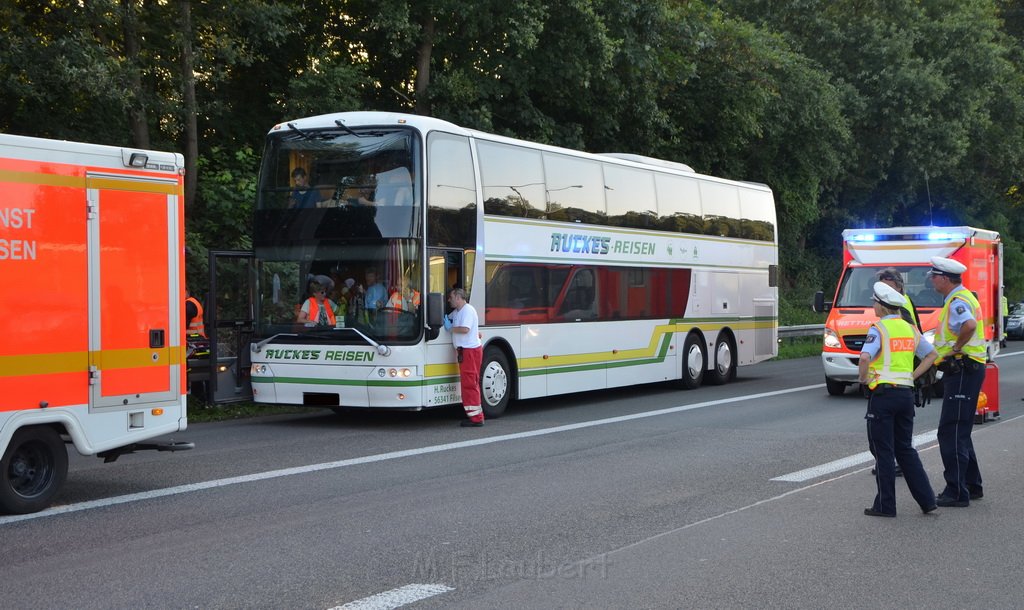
[427,292,444,329]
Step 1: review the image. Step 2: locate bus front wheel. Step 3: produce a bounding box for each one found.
[679,333,706,390]
[0,426,68,515]
[480,347,512,419]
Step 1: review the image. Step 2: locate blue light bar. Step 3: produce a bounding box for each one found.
[848,234,876,242]
[927,231,965,241]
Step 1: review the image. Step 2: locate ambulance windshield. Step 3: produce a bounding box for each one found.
[835,266,943,308]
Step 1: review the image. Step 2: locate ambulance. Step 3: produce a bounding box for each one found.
[814,226,1002,397]
[0,134,192,514]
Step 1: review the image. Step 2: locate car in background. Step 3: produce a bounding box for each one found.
[1007,302,1024,340]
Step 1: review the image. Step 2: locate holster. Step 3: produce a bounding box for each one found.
[456,346,464,363]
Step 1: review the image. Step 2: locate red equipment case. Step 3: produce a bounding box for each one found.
[976,362,1000,423]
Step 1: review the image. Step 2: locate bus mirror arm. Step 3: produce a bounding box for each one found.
[345,327,392,357]
[251,333,298,353]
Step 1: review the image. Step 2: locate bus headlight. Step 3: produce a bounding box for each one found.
[251,364,268,375]
[823,328,842,349]
[387,368,413,378]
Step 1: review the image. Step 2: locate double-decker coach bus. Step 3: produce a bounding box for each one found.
[248,112,778,417]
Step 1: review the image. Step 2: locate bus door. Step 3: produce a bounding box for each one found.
[89,174,181,409]
[207,250,255,403]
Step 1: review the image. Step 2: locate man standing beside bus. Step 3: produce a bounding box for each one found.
[928,256,986,507]
[444,288,484,427]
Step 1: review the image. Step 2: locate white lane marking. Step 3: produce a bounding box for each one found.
[332,583,454,610]
[771,430,938,482]
[0,384,823,526]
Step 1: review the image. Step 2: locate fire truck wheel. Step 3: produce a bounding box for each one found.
[481,347,511,419]
[825,377,847,396]
[706,334,737,385]
[0,426,68,515]
[678,333,706,390]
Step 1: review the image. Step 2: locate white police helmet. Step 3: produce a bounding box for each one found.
[873,281,906,308]
[926,256,966,278]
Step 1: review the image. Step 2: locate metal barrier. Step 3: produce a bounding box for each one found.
[778,324,824,338]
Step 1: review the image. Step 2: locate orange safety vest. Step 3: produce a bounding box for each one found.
[306,298,336,326]
[186,296,206,337]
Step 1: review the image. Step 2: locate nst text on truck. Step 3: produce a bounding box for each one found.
[813,226,1002,397]
[0,134,193,514]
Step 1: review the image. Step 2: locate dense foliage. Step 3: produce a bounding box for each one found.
[2,0,1022,318]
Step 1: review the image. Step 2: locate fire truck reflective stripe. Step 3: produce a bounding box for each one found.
[0,170,180,195]
[0,348,182,377]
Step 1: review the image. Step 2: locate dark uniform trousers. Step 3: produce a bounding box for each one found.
[866,386,935,515]
[937,360,985,501]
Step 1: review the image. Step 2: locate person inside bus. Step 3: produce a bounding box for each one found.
[296,281,338,326]
[288,167,320,209]
[387,277,421,311]
[360,268,388,319]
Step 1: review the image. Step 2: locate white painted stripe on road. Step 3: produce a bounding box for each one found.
[771,430,938,482]
[332,583,454,610]
[0,384,824,526]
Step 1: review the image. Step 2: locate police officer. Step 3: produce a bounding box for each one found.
[928,256,986,507]
[858,282,938,517]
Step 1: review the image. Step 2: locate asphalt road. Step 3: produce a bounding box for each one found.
[2,346,1023,609]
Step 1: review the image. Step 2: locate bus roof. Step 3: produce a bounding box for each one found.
[270,111,773,194]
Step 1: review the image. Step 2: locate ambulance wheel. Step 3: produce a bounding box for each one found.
[678,333,706,390]
[481,347,511,419]
[706,334,736,385]
[0,426,68,515]
[825,377,847,396]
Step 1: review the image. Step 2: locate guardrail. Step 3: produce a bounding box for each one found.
[778,324,824,338]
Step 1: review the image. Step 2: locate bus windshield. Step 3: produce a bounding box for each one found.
[253,126,424,344]
[256,239,423,344]
[835,265,943,308]
[255,127,421,242]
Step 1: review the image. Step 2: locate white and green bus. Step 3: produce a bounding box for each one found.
[248,112,777,416]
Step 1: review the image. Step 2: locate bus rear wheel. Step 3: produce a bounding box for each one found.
[706,334,736,385]
[678,333,706,390]
[480,347,512,419]
[0,426,68,515]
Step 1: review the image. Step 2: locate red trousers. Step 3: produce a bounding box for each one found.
[459,346,483,422]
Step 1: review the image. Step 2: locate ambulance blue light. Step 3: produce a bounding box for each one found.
[848,234,876,242]
[927,231,963,241]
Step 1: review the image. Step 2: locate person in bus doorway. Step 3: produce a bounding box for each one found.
[297,281,337,327]
[445,288,484,427]
[858,282,938,517]
[928,256,986,507]
[185,288,206,338]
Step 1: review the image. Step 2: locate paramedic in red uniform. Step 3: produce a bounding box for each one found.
[445,288,484,427]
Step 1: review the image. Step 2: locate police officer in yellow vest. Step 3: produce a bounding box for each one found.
[928,256,986,507]
[858,282,938,517]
